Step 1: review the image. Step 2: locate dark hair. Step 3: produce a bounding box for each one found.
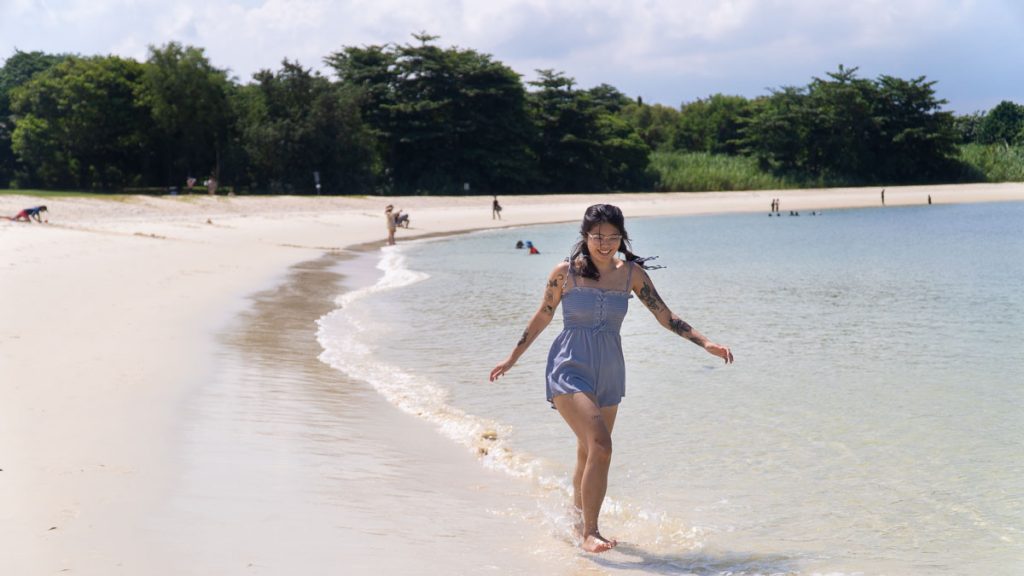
[567,204,661,280]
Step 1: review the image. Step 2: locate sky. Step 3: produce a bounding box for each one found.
[2,0,1022,114]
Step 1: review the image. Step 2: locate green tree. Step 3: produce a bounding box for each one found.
[674,93,752,155]
[234,60,376,194]
[618,102,681,151]
[10,55,152,189]
[528,69,651,192]
[741,87,812,174]
[328,34,536,194]
[528,69,605,192]
[138,42,232,187]
[872,74,958,181]
[953,111,986,144]
[742,66,959,183]
[0,50,68,186]
[978,100,1024,145]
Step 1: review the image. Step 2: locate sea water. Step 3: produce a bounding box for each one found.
[317,202,1024,575]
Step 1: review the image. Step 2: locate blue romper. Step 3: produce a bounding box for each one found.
[546,262,633,407]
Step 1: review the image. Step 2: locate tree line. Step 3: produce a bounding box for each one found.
[1,35,1020,194]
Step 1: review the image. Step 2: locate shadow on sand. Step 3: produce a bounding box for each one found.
[586,543,802,575]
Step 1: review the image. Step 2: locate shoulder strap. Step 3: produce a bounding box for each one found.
[624,260,634,291]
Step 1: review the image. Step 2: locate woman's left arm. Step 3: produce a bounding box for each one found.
[631,265,734,364]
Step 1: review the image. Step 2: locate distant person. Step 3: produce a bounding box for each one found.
[928,194,932,205]
[207,176,218,195]
[516,240,525,249]
[526,240,539,255]
[385,204,398,246]
[395,210,410,228]
[881,188,885,206]
[489,204,732,554]
[492,196,503,220]
[7,205,48,223]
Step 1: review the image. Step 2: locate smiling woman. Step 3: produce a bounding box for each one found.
[489,203,733,554]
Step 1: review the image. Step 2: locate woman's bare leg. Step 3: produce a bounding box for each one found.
[554,392,619,553]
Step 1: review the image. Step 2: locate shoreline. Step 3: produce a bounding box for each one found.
[155,252,556,573]
[2,183,1023,573]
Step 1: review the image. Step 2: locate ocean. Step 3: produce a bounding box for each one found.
[317,201,1024,575]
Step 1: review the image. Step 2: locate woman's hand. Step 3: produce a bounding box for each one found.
[704,342,734,364]
[489,358,515,382]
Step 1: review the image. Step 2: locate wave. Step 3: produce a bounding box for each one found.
[315,245,543,478]
[315,244,736,564]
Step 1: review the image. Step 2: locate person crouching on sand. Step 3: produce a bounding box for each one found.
[489,203,733,553]
[8,205,48,223]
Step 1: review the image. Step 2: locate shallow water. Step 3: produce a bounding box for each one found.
[318,202,1024,574]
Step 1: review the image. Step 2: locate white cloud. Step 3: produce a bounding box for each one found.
[1,0,1020,112]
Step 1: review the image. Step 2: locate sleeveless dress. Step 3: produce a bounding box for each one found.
[546,262,634,407]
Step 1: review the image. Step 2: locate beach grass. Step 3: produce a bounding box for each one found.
[0,189,135,201]
[650,151,798,192]
[958,144,1024,182]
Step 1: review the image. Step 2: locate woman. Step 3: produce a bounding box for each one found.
[385,204,397,245]
[489,204,733,553]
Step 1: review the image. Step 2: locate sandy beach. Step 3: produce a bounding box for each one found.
[2,183,1022,575]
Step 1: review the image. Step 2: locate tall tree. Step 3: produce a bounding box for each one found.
[0,50,67,186]
[978,100,1024,145]
[742,66,959,183]
[528,69,651,192]
[618,102,681,151]
[138,42,232,187]
[10,55,152,189]
[873,74,958,181]
[675,93,752,155]
[234,60,376,194]
[327,34,536,195]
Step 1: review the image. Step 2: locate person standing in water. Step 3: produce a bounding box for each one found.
[385,204,398,246]
[489,204,734,553]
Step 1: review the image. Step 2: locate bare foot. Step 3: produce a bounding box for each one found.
[581,532,617,553]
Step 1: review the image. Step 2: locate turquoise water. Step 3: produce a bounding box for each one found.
[318,202,1024,574]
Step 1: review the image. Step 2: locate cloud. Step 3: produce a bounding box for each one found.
[1,0,1020,112]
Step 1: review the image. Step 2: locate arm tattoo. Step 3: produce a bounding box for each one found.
[669,317,692,335]
[670,316,706,346]
[541,274,562,316]
[516,330,529,347]
[638,280,664,313]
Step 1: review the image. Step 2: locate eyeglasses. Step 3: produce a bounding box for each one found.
[586,233,623,243]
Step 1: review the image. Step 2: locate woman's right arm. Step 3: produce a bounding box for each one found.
[489,262,568,382]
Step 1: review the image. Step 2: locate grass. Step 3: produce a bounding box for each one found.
[649,151,798,192]
[957,144,1024,182]
[0,189,123,198]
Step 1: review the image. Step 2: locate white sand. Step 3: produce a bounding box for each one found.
[1,183,1021,574]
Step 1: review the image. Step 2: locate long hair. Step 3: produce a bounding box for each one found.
[568,204,661,280]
